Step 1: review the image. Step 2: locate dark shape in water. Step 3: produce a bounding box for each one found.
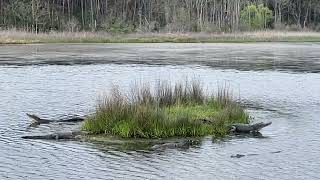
[231,154,245,158]
[271,150,282,154]
[26,113,85,127]
[233,131,264,139]
[231,150,282,159]
[151,139,200,150]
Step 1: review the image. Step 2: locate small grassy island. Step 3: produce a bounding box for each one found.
[82,80,249,138]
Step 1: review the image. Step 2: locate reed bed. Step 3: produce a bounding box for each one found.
[83,80,249,138]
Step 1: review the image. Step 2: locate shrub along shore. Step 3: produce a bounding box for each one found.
[82,80,249,138]
[1,30,320,44]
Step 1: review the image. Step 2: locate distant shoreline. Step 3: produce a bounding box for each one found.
[1,30,320,44]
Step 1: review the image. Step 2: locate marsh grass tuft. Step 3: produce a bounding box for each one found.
[83,80,249,138]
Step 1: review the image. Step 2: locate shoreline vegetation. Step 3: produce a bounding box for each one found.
[82,80,249,139]
[2,1,320,44]
[1,30,320,44]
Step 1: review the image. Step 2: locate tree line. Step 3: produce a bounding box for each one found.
[0,0,319,33]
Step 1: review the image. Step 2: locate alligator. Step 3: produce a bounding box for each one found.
[198,119,272,133]
[21,131,87,140]
[27,113,85,127]
[151,139,200,150]
[231,150,282,158]
[229,122,272,133]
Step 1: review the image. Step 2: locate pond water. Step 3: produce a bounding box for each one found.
[0,43,319,179]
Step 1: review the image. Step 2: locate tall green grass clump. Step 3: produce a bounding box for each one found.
[83,80,249,138]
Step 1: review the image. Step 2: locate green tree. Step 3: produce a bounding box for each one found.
[3,0,32,29]
[1,0,320,32]
[240,4,273,30]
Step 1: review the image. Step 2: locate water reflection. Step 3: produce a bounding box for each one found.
[0,43,320,73]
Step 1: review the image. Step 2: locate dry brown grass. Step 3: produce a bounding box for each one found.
[1,29,320,44]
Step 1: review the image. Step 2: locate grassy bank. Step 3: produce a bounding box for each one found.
[83,80,249,138]
[1,30,320,44]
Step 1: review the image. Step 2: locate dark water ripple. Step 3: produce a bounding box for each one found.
[0,44,320,179]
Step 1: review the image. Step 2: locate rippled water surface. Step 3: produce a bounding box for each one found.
[0,43,319,179]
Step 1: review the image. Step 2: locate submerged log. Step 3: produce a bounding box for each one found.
[27,113,85,127]
[230,122,272,133]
